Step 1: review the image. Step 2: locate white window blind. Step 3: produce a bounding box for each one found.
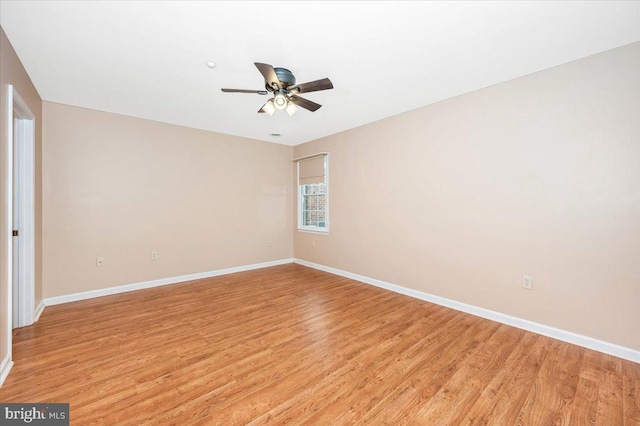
[298,156,325,185]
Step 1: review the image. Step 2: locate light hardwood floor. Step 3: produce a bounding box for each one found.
[1,264,639,425]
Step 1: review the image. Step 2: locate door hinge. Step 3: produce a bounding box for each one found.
[12,230,18,237]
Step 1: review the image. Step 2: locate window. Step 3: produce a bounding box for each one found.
[297,154,328,233]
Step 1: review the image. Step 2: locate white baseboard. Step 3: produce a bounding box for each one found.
[294,258,640,364]
[45,258,294,307]
[33,300,45,322]
[0,354,13,388]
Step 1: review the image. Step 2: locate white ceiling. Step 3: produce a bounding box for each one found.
[1,1,639,146]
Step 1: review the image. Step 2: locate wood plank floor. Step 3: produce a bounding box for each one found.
[1,264,639,425]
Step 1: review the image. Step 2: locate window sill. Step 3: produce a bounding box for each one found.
[297,228,329,235]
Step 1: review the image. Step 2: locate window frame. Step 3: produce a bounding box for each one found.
[297,154,329,234]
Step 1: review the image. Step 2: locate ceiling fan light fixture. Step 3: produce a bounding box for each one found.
[273,93,288,110]
[263,99,276,116]
[286,102,297,116]
[221,62,333,115]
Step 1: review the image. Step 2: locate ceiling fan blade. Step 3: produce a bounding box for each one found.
[254,62,281,90]
[221,88,268,95]
[289,95,322,112]
[289,78,333,94]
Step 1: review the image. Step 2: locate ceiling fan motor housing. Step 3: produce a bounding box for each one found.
[270,67,296,90]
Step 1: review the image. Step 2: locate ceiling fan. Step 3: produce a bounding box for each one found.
[221,63,333,116]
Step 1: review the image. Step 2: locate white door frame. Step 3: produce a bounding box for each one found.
[6,85,36,329]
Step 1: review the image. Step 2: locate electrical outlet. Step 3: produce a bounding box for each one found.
[267,240,272,247]
[312,240,316,248]
[522,275,533,290]
[151,251,158,261]
[96,257,104,267]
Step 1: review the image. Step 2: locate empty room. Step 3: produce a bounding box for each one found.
[1,1,639,424]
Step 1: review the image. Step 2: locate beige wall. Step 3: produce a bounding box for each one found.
[43,102,293,298]
[1,27,43,370]
[2,25,638,370]
[294,42,640,351]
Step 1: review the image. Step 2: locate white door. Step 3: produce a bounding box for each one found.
[12,116,20,329]
[11,95,35,329]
